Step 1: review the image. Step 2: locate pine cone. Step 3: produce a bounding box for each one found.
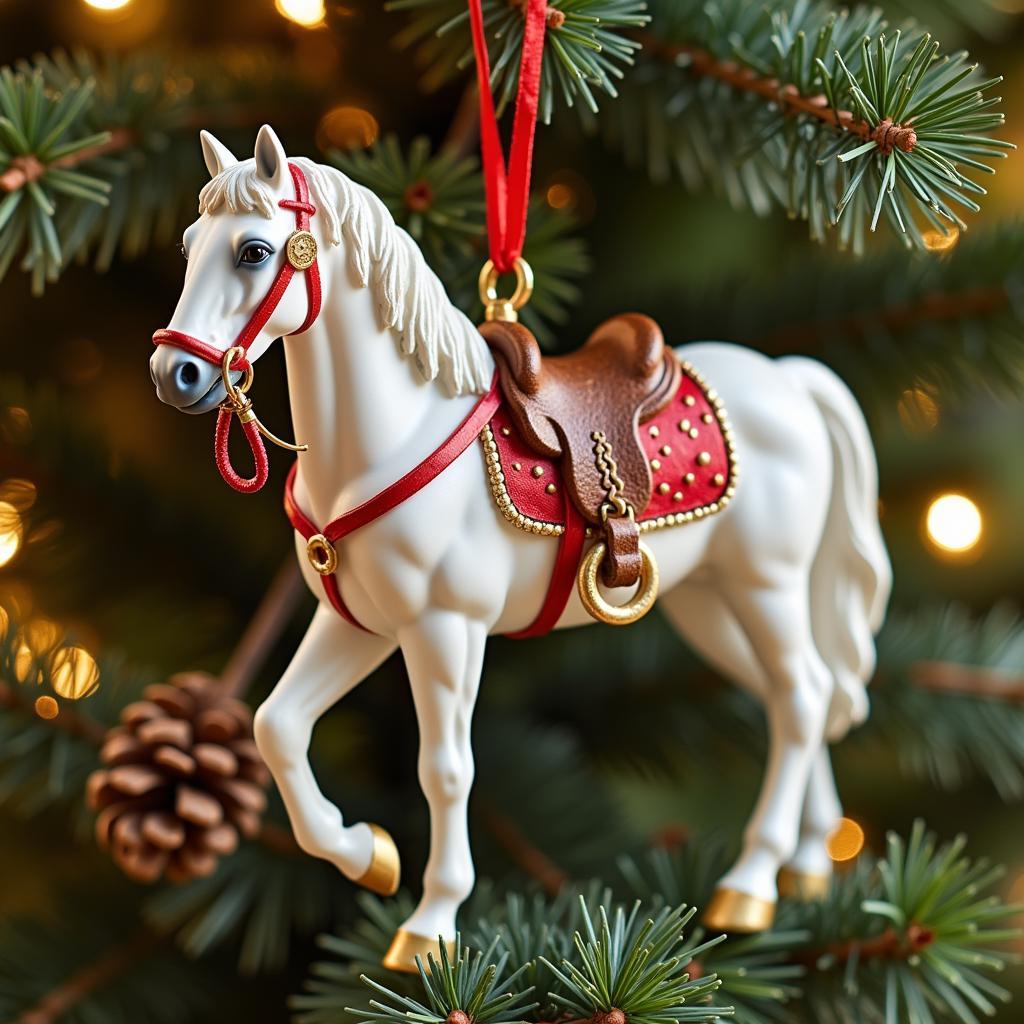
[87,672,270,884]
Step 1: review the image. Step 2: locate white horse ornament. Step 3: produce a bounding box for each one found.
[149,125,891,971]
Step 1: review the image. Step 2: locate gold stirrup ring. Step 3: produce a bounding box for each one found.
[577,541,659,626]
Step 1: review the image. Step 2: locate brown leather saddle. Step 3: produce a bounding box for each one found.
[480,314,681,588]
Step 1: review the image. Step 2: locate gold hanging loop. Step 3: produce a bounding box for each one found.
[478,256,534,323]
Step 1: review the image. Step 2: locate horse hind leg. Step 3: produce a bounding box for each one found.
[659,582,767,699]
[702,576,832,933]
[661,583,836,905]
[778,747,841,901]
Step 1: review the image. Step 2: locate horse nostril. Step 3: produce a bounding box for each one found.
[179,361,201,387]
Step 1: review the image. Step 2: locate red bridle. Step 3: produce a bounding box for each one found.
[152,162,322,493]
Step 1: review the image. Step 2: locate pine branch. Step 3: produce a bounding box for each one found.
[386,0,650,121]
[0,893,213,1024]
[330,135,589,342]
[909,660,1024,704]
[483,603,1024,802]
[864,604,1024,800]
[0,48,318,293]
[604,0,1012,253]
[299,825,1020,1024]
[14,929,162,1024]
[697,221,1024,404]
[385,0,1012,253]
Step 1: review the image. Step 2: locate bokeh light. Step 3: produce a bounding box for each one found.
[0,501,23,568]
[826,817,865,862]
[34,696,59,720]
[926,493,983,554]
[922,225,960,252]
[275,0,326,27]
[24,617,62,657]
[546,183,576,210]
[81,0,132,8]
[50,646,101,701]
[316,106,379,151]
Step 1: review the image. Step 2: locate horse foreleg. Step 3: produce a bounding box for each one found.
[384,610,486,972]
[253,604,397,887]
[703,580,832,933]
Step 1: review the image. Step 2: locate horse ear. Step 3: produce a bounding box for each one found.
[253,124,289,190]
[199,130,237,178]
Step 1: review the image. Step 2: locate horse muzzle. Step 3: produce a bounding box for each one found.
[150,330,237,414]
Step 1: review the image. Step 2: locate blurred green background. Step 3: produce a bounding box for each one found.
[0,1,1022,1021]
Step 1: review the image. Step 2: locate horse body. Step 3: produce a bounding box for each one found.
[150,126,891,966]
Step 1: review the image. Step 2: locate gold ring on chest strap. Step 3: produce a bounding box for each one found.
[306,533,338,575]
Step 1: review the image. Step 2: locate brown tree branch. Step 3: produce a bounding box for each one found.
[795,923,935,969]
[0,100,304,196]
[909,660,1024,704]
[637,35,885,141]
[15,930,162,1024]
[0,130,133,194]
[478,803,568,896]
[0,680,107,744]
[750,284,1011,353]
[220,559,305,698]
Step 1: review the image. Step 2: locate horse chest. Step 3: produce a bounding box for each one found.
[296,455,510,633]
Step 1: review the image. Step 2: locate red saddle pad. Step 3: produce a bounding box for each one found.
[482,358,737,535]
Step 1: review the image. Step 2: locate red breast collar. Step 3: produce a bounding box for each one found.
[285,375,502,632]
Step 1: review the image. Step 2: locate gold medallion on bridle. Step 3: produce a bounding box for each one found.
[287,230,318,271]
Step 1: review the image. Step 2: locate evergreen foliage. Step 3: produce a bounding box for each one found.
[295,825,1020,1024]
[0,1,1022,1022]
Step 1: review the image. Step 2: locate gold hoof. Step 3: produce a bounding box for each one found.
[702,887,776,933]
[778,866,830,902]
[382,929,457,974]
[354,824,401,896]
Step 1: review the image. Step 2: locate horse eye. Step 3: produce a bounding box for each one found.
[179,242,188,261]
[239,242,273,266]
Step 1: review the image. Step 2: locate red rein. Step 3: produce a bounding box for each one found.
[152,163,322,493]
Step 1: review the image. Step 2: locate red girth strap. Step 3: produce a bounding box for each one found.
[152,163,322,491]
[285,376,502,632]
[284,375,584,639]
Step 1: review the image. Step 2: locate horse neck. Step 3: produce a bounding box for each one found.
[283,263,490,521]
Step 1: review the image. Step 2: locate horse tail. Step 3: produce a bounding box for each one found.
[780,356,892,740]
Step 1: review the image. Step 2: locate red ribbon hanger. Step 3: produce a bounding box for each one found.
[468,0,549,275]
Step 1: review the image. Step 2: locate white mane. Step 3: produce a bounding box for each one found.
[198,157,493,396]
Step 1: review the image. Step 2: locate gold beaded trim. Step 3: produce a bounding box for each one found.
[480,423,565,537]
[480,357,738,538]
[639,358,739,533]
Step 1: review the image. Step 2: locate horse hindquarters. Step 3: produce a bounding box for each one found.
[779,357,892,741]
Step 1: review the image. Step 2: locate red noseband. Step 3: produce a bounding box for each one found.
[152,163,322,493]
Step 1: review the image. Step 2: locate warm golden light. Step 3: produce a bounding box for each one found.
[316,106,379,151]
[14,645,36,684]
[922,225,960,252]
[81,0,133,9]
[0,501,22,567]
[926,493,983,554]
[25,617,61,657]
[826,817,865,862]
[546,183,576,210]
[34,695,60,720]
[275,0,326,27]
[50,646,101,701]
